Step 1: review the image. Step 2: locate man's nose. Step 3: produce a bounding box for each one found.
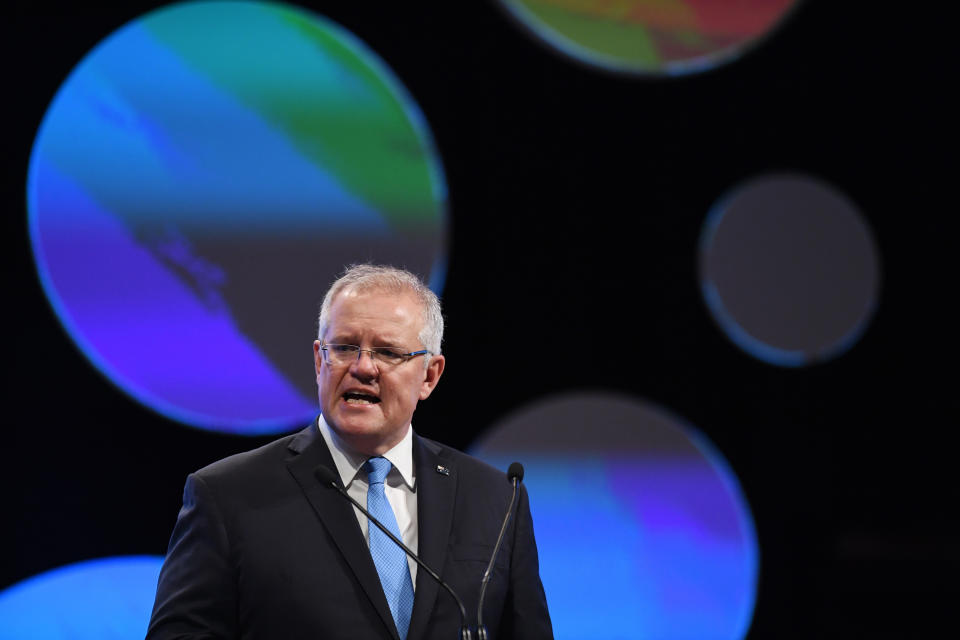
[350,349,379,378]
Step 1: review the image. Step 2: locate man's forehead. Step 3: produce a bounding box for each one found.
[326,287,424,333]
[333,285,421,310]
[337,283,409,299]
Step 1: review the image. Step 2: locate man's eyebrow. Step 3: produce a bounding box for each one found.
[327,335,407,348]
[373,344,408,353]
[370,340,407,351]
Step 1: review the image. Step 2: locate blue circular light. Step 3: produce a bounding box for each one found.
[0,556,164,639]
[471,392,759,639]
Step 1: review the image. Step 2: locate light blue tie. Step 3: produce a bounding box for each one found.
[364,457,415,639]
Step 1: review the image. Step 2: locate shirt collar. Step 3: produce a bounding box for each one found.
[317,414,416,490]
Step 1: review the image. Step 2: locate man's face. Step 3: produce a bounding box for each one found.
[314,287,444,456]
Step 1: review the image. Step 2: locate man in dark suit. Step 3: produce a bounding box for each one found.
[147,265,553,639]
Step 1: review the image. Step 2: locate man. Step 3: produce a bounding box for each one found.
[147,264,553,640]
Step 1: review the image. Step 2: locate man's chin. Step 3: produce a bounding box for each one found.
[328,414,379,444]
[329,417,409,456]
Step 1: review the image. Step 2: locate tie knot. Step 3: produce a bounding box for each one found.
[364,457,392,485]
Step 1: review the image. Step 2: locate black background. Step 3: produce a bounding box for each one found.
[4,1,956,637]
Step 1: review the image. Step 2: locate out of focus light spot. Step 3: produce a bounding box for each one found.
[699,173,880,366]
[0,556,163,639]
[28,1,447,434]
[498,0,800,75]
[470,391,758,640]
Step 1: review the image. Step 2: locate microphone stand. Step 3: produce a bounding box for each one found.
[476,463,524,640]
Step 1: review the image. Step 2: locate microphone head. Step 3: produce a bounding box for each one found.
[507,462,524,483]
[314,465,339,488]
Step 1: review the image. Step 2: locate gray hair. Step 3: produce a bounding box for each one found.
[317,264,444,355]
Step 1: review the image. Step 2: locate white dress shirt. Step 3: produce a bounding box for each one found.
[317,415,419,588]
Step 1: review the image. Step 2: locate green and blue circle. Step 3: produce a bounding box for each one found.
[28,1,447,434]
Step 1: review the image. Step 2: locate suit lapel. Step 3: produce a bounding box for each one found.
[407,436,458,640]
[285,423,400,640]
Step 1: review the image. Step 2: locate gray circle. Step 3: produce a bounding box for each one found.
[699,174,881,366]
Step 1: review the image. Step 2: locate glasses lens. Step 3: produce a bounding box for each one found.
[324,345,416,367]
[372,348,405,366]
[326,344,358,365]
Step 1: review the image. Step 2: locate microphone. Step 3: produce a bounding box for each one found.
[476,462,524,640]
[314,466,474,640]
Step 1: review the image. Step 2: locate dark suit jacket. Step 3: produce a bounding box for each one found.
[146,421,552,639]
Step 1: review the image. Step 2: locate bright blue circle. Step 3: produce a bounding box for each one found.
[0,556,164,639]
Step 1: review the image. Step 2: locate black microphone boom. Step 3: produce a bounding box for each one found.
[476,462,524,640]
[314,466,474,640]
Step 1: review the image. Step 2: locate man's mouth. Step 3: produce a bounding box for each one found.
[343,391,381,405]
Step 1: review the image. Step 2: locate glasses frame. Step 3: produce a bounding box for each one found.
[319,343,431,368]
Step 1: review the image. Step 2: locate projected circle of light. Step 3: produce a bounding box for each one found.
[0,555,164,639]
[497,0,800,75]
[699,173,880,366]
[27,2,447,435]
[470,391,758,640]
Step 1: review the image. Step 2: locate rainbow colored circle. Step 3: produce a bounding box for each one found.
[499,0,800,75]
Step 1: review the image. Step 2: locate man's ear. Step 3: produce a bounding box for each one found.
[419,354,445,400]
[313,341,323,376]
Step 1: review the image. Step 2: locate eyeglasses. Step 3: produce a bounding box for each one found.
[319,343,431,368]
